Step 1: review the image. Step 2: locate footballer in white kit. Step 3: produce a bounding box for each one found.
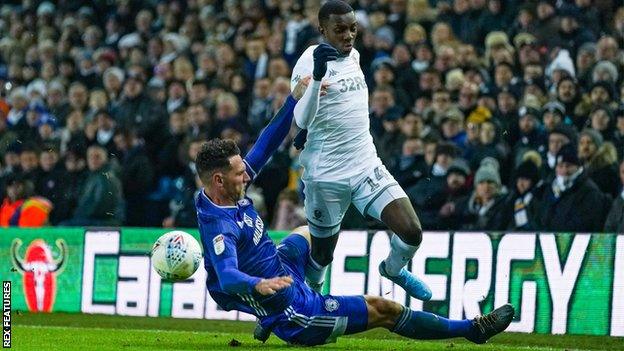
[289,0,431,301]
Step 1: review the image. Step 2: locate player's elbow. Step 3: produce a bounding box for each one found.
[220,280,245,295]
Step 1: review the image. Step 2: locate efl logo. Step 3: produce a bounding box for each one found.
[10,239,67,312]
[3,281,10,348]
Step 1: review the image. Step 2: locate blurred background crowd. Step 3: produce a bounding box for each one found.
[0,0,623,233]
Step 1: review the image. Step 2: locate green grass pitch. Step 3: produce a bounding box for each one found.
[11,312,624,350]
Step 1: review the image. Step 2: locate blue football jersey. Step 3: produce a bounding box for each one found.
[196,189,296,317]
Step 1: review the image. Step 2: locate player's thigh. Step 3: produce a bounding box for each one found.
[352,164,408,221]
[285,294,369,346]
[303,179,352,238]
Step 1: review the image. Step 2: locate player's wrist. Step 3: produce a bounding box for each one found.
[251,277,264,293]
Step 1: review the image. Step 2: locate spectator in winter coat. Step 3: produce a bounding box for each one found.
[539,143,609,232]
[452,157,507,231]
[407,142,460,226]
[113,129,155,226]
[431,159,472,230]
[541,124,577,182]
[62,144,124,226]
[501,157,544,230]
[578,129,619,198]
[51,148,88,224]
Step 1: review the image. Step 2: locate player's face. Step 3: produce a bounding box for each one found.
[222,155,250,202]
[321,12,357,55]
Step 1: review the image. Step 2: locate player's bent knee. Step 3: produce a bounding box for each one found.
[290,226,311,245]
[402,226,423,246]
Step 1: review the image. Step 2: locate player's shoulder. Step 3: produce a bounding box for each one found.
[302,45,318,57]
[199,214,240,239]
[295,45,318,65]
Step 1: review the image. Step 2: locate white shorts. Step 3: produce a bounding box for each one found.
[303,164,407,238]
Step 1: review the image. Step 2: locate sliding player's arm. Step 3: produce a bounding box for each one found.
[243,93,297,181]
[244,76,320,180]
[201,222,291,295]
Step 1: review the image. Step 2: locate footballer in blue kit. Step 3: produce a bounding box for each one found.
[194,77,515,346]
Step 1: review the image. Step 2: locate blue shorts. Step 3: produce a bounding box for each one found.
[260,233,368,346]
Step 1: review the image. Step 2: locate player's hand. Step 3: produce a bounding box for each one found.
[292,75,329,100]
[254,276,293,295]
[313,43,339,81]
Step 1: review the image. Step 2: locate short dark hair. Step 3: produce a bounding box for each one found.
[196,139,240,181]
[318,0,354,26]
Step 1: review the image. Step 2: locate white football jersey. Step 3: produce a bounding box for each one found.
[291,45,379,181]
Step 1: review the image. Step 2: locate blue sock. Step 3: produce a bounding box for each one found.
[392,307,474,340]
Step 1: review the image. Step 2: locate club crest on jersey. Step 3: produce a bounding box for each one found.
[213,234,225,255]
[324,298,339,312]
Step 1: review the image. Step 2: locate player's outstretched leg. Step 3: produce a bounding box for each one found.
[365,296,514,344]
[305,227,340,293]
[378,198,432,300]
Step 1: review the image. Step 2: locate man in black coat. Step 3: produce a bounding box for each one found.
[112,72,168,163]
[539,143,609,232]
[51,148,88,224]
[113,129,155,226]
[407,142,460,228]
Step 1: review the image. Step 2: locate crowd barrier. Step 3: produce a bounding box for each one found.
[1,227,622,336]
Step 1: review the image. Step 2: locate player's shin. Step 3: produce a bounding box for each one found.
[384,234,418,276]
[391,307,473,340]
[304,256,327,292]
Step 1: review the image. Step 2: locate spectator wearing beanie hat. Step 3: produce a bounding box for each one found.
[449,157,507,231]
[435,159,470,230]
[579,128,619,198]
[501,156,544,230]
[541,124,578,181]
[416,157,472,230]
[541,100,566,133]
[538,143,609,232]
[512,105,546,165]
[407,142,459,205]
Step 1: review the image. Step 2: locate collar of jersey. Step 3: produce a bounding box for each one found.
[201,189,237,209]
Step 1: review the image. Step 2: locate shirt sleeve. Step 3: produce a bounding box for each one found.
[244,95,297,180]
[290,47,314,92]
[199,220,262,295]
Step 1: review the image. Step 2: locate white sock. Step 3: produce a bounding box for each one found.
[305,256,328,285]
[384,234,419,276]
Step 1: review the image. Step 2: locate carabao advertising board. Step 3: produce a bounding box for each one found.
[1,228,622,336]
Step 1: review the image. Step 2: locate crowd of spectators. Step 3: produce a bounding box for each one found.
[0,0,623,233]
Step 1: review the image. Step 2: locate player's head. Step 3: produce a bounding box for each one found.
[196,138,250,202]
[318,0,356,55]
